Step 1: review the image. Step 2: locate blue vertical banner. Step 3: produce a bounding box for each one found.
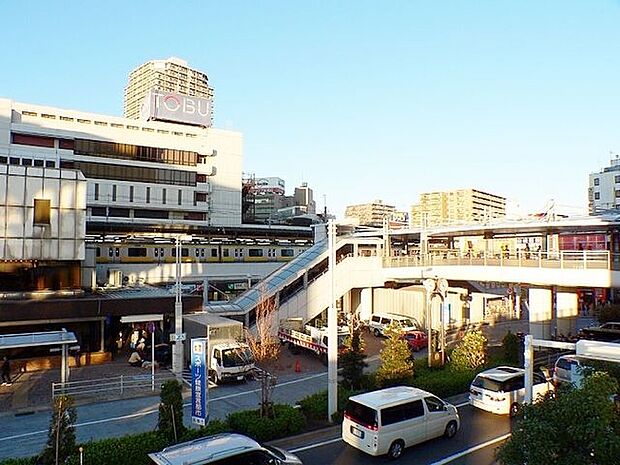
[191,337,208,426]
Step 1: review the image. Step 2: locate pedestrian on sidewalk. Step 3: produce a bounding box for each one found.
[1,356,12,386]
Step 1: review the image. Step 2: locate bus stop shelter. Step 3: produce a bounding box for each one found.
[0,329,78,383]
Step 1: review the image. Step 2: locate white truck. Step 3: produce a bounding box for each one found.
[278,318,350,363]
[184,313,255,384]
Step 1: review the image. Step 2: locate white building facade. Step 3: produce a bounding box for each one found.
[0,98,243,229]
[589,157,620,214]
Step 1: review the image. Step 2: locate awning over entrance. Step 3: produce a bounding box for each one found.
[0,329,78,383]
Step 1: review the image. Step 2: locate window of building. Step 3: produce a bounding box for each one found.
[22,111,37,117]
[162,188,167,204]
[109,208,130,217]
[615,190,620,198]
[11,133,55,148]
[142,127,154,132]
[33,199,51,225]
[58,139,74,150]
[94,121,108,126]
[111,123,123,128]
[146,186,151,203]
[9,157,19,165]
[59,116,74,122]
[178,189,182,205]
[196,174,207,183]
[211,248,218,257]
[94,183,99,201]
[91,207,106,216]
[45,161,55,168]
[112,185,117,202]
[594,178,600,186]
[126,125,139,130]
[0,156,8,164]
[129,186,134,203]
[21,158,32,166]
[41,113,56,119]
[77,119,91,124]
[594,192,600,200]
[33,159,44,167]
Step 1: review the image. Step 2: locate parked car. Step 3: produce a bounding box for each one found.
[469,366,554,416]
[579,321,620,342]
[553,354,588,387]
[368,312,420,337]
[148,433,303,465]
[402,330,428,352]
[342,386,460,460]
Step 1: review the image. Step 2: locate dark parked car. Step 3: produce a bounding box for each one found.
[579,322,620,342]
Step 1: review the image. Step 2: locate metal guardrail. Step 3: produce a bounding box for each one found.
[384,250,611,270]
[51,372,178,400]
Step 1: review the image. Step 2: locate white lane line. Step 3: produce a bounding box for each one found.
[290,437,342,453]
[454,401,469,408]
[0,372,327,443]
[429,433,512,465]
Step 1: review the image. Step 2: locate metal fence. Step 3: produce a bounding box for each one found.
[52,372,178,400]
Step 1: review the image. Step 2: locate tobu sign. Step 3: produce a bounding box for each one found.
[141,90,212,127]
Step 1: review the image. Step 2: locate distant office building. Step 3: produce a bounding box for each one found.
[345,200,396,228]
[124,57,214,121]
[589,156,620,214]
[294,182,316,214]
[411,189,506,227]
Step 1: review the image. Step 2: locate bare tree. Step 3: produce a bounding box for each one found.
[244,288,281,365]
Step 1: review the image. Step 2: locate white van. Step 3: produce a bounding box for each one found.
[342,386,460,460]
[469,366,553,416]
[368,313,420,337]
[148,433,303,465]
[553,355,588,387]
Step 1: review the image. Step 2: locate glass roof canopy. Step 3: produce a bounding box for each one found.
[0,329,78,350]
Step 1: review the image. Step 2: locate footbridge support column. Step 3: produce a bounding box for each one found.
[528,288,552,339]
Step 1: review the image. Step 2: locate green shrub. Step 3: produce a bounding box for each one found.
[0,459,37,465]
[180,419,232,442]
[450,330,487,371]
[376,323,415,387]
[298,386,357,424]
[413,365,476,398]
[158,380,186,442]
[501,331,521,365]
[67,431,169,465]
[227,404,305,442]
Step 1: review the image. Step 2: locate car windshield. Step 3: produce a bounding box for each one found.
[398,318,416,328]
[472,375,505,392]
[221,347,254,368]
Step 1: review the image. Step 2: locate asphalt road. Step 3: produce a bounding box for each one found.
[290,405,512,465]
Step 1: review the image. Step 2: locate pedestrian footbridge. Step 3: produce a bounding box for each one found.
[205,234,617,339]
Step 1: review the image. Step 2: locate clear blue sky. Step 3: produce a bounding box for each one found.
[1,0,618,219]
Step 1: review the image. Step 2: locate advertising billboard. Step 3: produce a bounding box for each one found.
[191,337,208,426]
[141,90,212,127]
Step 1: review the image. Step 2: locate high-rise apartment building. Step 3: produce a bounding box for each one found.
[345,200,396,227]
[124,57,214,120]
[411,189,506,227]
[294,182,316,214]
[589,156,620,214]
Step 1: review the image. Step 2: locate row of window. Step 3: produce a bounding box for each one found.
[90,207,206,222]
[100,246,296,258]
[92,184,206,205]
[20,111,202,137]
[63,160,197,186]
[74,139,198,167]
[0,156,56,168]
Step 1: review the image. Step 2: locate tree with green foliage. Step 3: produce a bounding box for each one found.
[501,330,520,365]
[496,371,620,465]
[158,380,186,442]
[340,312,368,390]
[450,329,487,371]
[39,395,77,465]
[376,322,414,387]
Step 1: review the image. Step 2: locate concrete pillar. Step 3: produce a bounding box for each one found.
[359,287,373,322]
[528,288,552,339]
[556,291,579,337]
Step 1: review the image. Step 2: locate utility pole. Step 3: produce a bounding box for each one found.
[327,220,338,422]
[172,236,185,376]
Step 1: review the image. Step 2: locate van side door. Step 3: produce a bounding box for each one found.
[424,396,450,439]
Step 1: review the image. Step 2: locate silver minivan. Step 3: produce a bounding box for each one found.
[368,313,420,337]
[148,433,303,465]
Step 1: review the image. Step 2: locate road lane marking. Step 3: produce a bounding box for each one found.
[0,372,327,443]
[429,433,512,465]
[290,437,342,453]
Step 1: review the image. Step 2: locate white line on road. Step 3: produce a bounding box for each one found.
[0,372,327,444]
[290,438,342,453]
[429,433,512,465]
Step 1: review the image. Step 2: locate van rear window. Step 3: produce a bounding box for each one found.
[472,376,505,392]
[344,400,377,429]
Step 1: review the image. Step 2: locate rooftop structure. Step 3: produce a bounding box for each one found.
[124,57,214,121]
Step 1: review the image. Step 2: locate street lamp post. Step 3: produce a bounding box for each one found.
[171,236,185,376]
[327,220,338,422]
